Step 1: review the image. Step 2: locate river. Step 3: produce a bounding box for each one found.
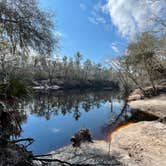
[17,90,128,154]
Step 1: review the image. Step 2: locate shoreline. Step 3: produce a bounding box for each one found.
[32,85,118,93]
[128,93,166,119]
[34,121,166,166]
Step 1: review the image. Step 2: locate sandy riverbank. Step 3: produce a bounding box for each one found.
[128,94,166,118]
[34,90,166,166]
[34,121,166,166]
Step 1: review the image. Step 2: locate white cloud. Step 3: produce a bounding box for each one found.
[103,0,165,39]
[93,1,103,12]
[88,1,109,27]
[110,43,119,53]
[80,3,86,11]
[51,128,61,133]
[88,11,106,25]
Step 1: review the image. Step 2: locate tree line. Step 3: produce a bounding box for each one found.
[0,48,119,90]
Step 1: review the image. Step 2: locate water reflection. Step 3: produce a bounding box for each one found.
[1,90,156,156]
[18,90,125,154]
[23,90,122,121]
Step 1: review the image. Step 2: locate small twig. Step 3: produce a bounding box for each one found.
[12,138,34,148]
[33,154,53,158]
[108,139,111,155]
[12,138,34,144]
[33,157,73,166]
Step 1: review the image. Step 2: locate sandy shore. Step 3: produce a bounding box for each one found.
[34,121,166,166]
[128,94,166,118]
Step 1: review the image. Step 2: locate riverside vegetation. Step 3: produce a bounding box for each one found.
[0,0,166,166]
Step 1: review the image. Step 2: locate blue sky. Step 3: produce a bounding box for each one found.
[38,0,165,63]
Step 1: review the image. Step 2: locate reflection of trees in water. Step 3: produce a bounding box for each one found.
[102,103,130,135]
[23,90,121,121]
[0,101,28,142]
[0,89,122,166]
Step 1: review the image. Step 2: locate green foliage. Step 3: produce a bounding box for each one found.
[0,75,32,99]
[8,76,32,98]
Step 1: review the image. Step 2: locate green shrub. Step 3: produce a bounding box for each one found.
[0,75,32,99]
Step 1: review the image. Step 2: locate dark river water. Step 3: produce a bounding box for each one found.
[18,90,127,155]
